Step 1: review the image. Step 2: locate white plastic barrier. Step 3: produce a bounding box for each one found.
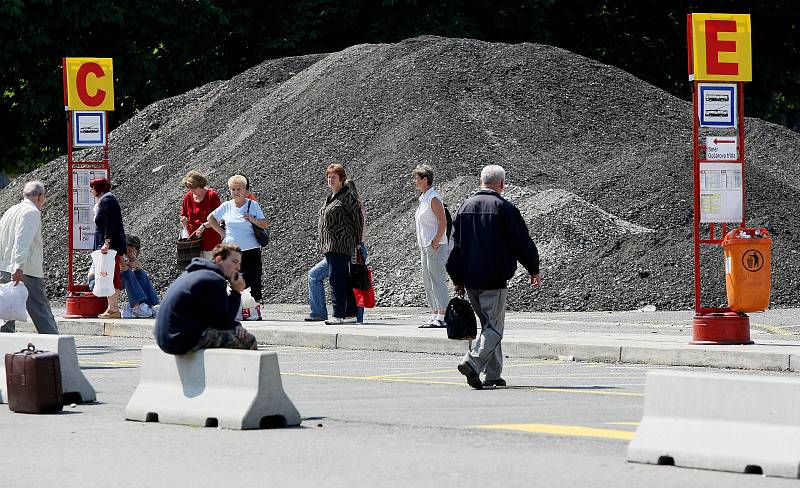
[0,333,96,404]
[627,370,800,478]
[125,345,301,430]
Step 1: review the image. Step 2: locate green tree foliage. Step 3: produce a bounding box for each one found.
[0,0,796,173]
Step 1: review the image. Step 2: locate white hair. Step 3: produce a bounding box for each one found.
[480,165,505,185]
[22,180,45,198]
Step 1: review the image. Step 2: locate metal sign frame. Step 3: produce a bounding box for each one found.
[63,58,110,293]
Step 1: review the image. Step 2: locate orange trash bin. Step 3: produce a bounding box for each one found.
[722,228,772,313]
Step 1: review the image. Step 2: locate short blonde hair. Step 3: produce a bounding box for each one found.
[183,171,208,189]
[227,174,247,189]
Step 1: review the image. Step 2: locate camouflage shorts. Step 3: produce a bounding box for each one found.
[193,327,257,351]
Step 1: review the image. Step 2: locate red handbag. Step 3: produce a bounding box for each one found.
[354,269,376,308]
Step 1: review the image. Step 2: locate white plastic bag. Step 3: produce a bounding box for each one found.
[180,225,189,239]
[91,249,117,297]
[0,281,29,322]
[234,288,260,321]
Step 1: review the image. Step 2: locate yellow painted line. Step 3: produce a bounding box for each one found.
[281,372,643,397]
[474,423,635,441]
[751,322,799,337]
[79,360,140,366]
[606,421,640,426]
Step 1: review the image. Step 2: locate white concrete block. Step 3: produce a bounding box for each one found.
[0,333,96,404]
[125,345,301,430]
[627,370,800,478]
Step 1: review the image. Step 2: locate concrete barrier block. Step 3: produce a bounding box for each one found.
[627,370,800,478]
[125,345,301,430]
[0,333,96,404]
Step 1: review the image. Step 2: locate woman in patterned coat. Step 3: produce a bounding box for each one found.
[317,163,363,325]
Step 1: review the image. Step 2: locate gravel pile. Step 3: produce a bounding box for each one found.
[2,36,798,311]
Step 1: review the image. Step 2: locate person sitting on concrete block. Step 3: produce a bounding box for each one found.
[155,243,256,354]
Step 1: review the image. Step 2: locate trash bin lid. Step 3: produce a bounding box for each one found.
[722,227,771,246]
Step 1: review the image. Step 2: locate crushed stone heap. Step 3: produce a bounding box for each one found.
[2,35,798,311]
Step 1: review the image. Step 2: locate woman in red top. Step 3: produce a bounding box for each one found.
[180,171,222,260]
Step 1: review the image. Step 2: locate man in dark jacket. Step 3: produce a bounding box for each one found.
[446,165,541,389]
[155,243,256,354]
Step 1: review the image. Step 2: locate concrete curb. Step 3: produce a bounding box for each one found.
[15,319,800,372]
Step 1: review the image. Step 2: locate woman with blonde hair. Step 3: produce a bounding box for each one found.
[208,174,269,316]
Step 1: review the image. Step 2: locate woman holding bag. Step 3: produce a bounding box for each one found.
[207,175,269,315]
[90,177,126,319]
[180,171,222,260]
[317,164,363,325]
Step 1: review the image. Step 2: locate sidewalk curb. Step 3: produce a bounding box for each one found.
[17,319,800,372]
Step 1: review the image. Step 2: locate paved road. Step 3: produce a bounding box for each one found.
[2,336,798,487]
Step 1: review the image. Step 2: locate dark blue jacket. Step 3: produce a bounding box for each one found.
[94,193,126,253]
[446,189,539,290]
[155,258,241,354]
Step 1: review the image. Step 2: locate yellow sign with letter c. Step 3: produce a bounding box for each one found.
[65,57,115,111]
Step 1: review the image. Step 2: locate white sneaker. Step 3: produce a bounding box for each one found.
[342,317,358,324]
[132,303,153,318]
[121,303,133,319]
[325,317,345,325]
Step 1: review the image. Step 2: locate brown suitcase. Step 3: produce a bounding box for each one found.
[4,343,63,414]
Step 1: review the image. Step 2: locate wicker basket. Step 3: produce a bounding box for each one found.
[176,237,203,269]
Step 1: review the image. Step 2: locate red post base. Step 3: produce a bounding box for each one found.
[64,286,107,319]
[691,312,753,345]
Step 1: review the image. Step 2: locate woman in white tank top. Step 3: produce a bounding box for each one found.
[412,164,450,328]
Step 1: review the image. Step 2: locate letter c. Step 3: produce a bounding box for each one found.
[76,62,106,106]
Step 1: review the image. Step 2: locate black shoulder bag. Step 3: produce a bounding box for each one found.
[247,200,270,247]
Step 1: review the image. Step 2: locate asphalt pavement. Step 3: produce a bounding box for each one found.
[3,336,799,487]
[24,304,800,371]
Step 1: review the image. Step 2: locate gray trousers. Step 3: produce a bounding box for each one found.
[462,288,507,381]
[0,271,59,334]
[420,245,450,311]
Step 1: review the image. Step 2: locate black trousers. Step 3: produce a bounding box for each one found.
[325,252,357,318]
[241,248,263,302]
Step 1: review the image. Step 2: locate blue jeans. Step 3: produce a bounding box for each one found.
[310,243,369,321]
[121,269,159,307]
[308,258,330,320]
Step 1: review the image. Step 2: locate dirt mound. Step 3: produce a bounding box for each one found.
[2,36,798,311]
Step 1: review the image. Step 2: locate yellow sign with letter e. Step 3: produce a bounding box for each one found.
[689,13,751,82]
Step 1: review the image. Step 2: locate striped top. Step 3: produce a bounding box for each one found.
[318,186,363,255]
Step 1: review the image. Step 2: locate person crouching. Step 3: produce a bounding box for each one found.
[155,243,257,354]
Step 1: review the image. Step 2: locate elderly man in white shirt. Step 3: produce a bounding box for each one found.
[0,180,59,334]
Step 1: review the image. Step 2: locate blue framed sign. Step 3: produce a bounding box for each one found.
[698,83,737,128]
[72,111,106,147]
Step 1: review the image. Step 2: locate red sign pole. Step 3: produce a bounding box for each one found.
[64,58,75,294]
[688,15,752,344]
[63,59,112,318]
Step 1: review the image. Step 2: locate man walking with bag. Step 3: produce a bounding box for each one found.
[0,181,59,334]
[446,165,540,389]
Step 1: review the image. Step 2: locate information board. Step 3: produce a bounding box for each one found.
[699,162,743,223]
